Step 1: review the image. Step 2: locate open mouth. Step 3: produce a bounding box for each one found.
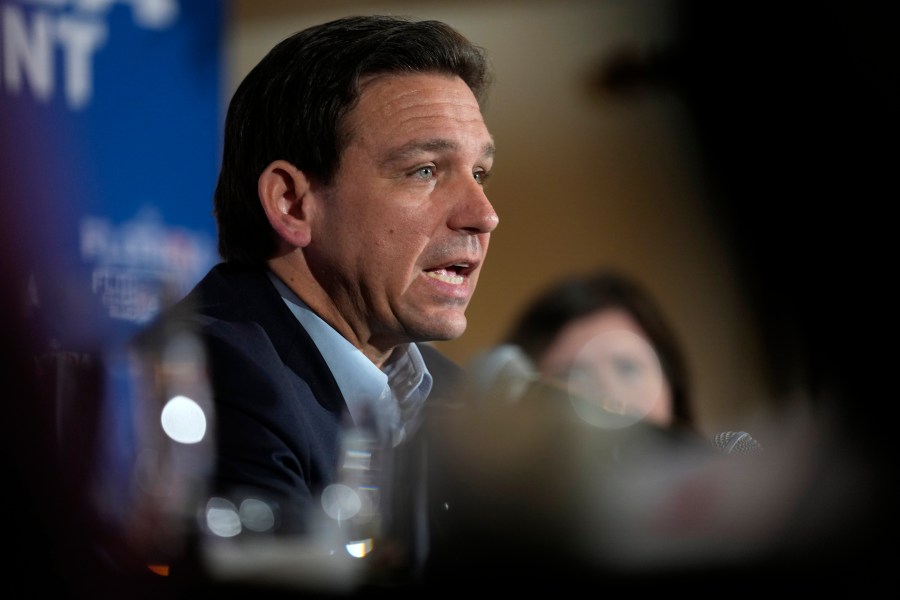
[425,262,473,285]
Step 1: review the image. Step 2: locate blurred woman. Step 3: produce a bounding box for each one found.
[503,268,696,434]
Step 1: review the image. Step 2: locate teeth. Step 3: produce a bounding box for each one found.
[427,269,464,285]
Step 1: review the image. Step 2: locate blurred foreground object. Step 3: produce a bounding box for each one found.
[423,355,892,592]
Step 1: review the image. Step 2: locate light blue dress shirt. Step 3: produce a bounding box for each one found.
[267,271,432,447]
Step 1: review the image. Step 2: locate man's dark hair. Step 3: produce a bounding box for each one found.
[214,15,493,265]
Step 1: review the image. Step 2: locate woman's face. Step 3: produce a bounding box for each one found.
[537,308,673,429]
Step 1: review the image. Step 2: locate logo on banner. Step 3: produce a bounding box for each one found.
[81,207,214,324]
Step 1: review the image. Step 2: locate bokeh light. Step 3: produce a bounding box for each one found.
[239,498,276,533]
[205,497,241,538]
[159,394,206,444]
[321,483,361,521]
[345,538,373,558]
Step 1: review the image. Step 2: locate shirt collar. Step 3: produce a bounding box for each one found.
[267,271,431,445]
[383,341,433,442]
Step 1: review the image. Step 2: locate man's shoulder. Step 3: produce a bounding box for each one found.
[132,262,276,348]
[179,262,271,310]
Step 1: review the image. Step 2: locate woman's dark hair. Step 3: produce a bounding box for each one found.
[214,15,492,264]
[505,268,695,432]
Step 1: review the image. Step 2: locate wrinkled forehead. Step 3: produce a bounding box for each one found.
[355,72,479,114]
[342,72,491,152]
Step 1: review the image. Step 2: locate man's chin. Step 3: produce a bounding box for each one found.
[412,314,467,343]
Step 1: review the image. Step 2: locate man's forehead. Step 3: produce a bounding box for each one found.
[345,73,493,160]
[353,72,481,119]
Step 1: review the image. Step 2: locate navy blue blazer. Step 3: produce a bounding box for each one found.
[133,262,463,538]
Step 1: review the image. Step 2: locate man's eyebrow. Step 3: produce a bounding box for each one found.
[383,139,495,165]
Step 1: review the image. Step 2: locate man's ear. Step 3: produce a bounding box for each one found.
[259,160,313,248]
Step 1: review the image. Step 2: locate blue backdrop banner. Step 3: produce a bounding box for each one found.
[1,0,225,541]
[1,0,223,340]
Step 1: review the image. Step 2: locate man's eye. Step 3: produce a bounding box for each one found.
[474,170,491,186]
[413,166,435,179]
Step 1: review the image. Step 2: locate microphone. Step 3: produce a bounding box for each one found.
[463,344,537,405]
[711,430,763,456]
